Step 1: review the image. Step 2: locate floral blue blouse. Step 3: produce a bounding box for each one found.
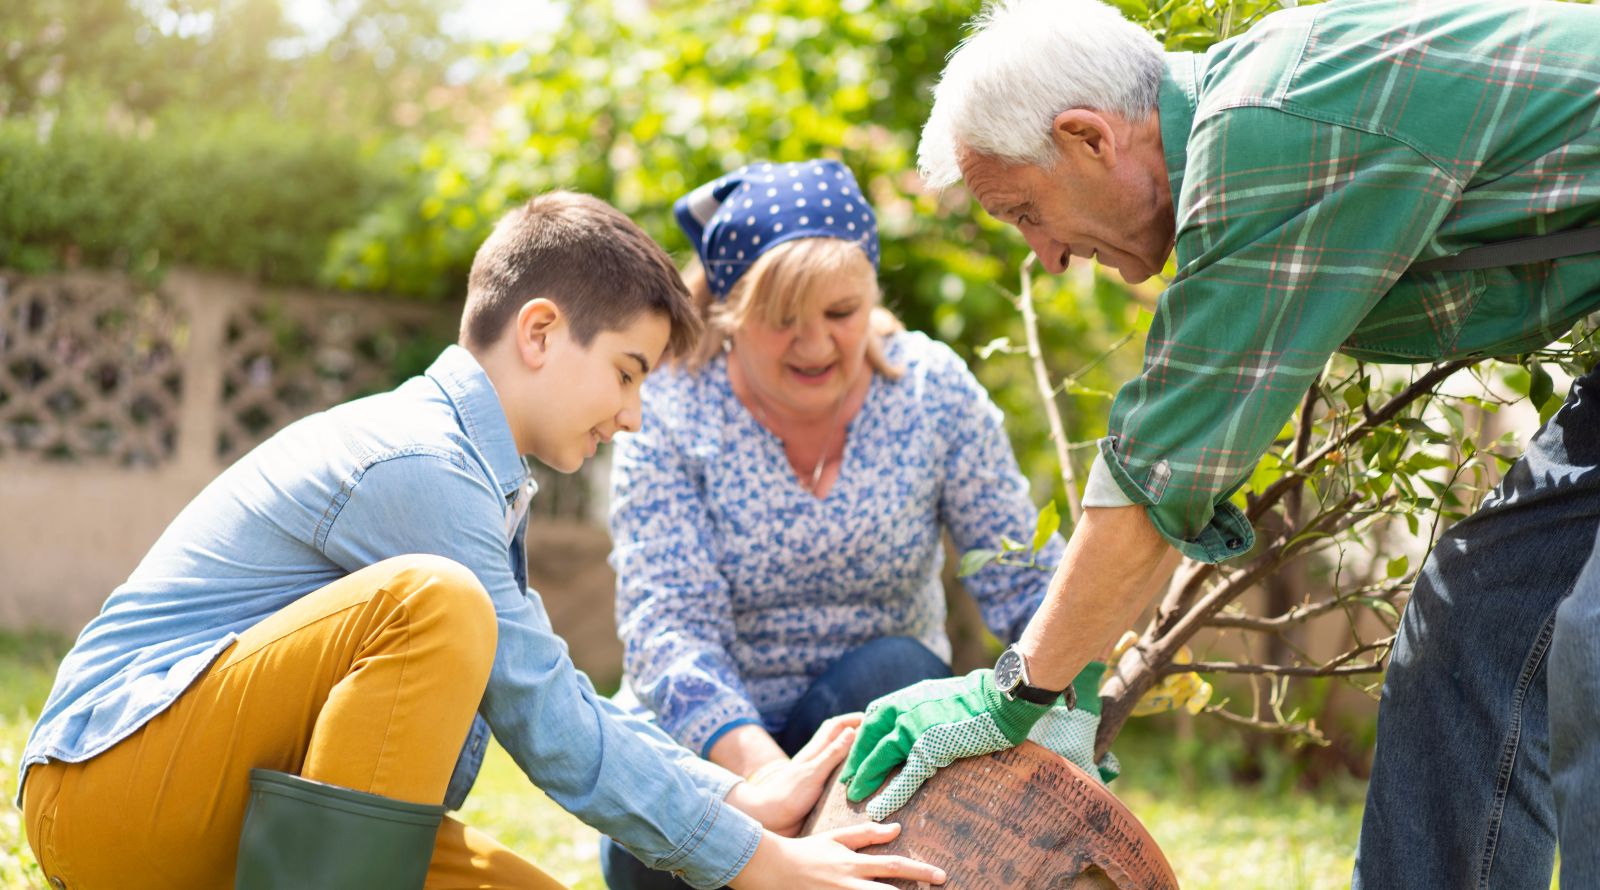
[608,331,1066,756]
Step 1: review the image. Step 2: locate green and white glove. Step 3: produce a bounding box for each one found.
[839,669,1053,822]
[1026,661,1120,784]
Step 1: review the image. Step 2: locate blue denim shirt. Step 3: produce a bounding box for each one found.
[19,345,762,888]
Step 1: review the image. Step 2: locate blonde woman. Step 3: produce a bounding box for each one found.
[602,160,1090,888]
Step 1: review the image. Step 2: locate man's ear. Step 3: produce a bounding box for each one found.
[513,298,562,370]
[1050,109,1119,169]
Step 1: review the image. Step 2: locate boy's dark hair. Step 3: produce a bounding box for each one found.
[461,191,701,357]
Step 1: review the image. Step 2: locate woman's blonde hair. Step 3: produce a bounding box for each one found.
[680,237,905,378]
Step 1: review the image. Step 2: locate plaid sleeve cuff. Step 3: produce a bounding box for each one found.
[1097,438,1255,564]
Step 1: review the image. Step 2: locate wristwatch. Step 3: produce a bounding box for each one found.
[994,645,1075,708]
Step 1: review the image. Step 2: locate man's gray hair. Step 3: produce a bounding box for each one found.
[919,0,1166,189]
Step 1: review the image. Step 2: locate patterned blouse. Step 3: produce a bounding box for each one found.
[608,330,1066,756]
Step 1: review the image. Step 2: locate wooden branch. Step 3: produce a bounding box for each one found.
[1202,705,1329,744]
[1151,557,1217,639]
[1283,378,1321,532]
[1097,493,1362,755]
[1208,580,1406,631]
[1164,660,1385,678]
[1018,255,1083,524]
[1246,359,1477,523]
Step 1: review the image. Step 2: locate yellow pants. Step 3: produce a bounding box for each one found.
[23,555,566,890]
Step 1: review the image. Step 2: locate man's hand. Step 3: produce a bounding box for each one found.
[838,669,1052,820]
[725,714,861,836]
[1026,661,1120,783]
[727,824,946,890]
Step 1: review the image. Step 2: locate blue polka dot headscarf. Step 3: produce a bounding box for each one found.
[673,159,880,300]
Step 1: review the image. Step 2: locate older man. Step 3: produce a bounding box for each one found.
[841,0,1600,885]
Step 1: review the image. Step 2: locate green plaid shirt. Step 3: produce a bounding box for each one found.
[1099,0,1600,563]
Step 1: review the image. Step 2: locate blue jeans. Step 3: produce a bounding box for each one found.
[600,636,953,890]
[1354,369,1600,889]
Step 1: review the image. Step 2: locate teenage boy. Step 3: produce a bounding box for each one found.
[18,192,947,890]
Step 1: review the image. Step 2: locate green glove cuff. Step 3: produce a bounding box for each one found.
[980,671,1053,744]
[1070,661,1107,717]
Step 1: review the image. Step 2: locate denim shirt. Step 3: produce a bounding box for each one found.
[19,345,762,888]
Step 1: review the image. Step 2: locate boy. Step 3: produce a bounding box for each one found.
[18,192,945,889]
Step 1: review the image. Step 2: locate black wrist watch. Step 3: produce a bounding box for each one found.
[993,645,1075,708]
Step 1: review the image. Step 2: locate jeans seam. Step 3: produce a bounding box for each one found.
[1478,603,1559,889]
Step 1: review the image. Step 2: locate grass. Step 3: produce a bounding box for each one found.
[0,632,1378,889]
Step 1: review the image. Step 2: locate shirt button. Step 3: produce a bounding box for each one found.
[1226,537,1244,549]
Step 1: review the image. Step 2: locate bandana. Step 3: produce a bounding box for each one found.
[674,159,880,299]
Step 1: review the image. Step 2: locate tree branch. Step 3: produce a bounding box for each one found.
[1201,705,1329,745]
[1208,579,1407,631]
[1283,377,1321,533]
[1165,660,1385,677]
[1247,359,1476,523]
[1097,492,1364,754]
[1017,255,1083,524]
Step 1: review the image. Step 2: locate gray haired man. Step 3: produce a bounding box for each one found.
[841,0,1600,886]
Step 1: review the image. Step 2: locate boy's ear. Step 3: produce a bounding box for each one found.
[513,298,562,370]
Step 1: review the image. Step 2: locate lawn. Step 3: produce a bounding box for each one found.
[0,632,1375,889]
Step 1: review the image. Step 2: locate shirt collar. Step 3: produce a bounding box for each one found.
[1158,51,1201,212]
[425,344,531,499]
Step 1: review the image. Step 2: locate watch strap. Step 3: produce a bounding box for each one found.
[998,645,1073,707]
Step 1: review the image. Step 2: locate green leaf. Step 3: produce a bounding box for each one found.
[999,535,1025,552]
[958,549,1000,578]
[1031,500,1061,554]
[1396,417,1447,444]
[1503,367,1531,398]
[1352,596,1400,621]
[1539,393,1563,425]
[1437,401,1465,436]
[1386,555,1409,579]
[1529,362,1554,410]
[976,337,1013,360]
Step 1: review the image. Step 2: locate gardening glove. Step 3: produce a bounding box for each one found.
[1111,631,1213,717]
[840,668,1053,822]
[1026,661,1121,783]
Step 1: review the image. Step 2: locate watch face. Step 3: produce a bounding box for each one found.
[994,648,1023,692]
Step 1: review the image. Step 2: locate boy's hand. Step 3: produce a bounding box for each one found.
[726,825,946,890]
[725,714,861,836]
[839,669,1051,820]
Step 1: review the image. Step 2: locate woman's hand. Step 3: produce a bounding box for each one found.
[725,714,862,836]
[727,823,947,890]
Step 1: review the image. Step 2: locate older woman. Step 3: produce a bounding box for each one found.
[601,160,1088,889]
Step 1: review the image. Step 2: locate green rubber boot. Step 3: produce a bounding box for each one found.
[235,769,445,890]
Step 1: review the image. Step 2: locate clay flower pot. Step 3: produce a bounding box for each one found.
[804,741,1178,889]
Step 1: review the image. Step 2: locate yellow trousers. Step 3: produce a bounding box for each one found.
[23,555,566,890]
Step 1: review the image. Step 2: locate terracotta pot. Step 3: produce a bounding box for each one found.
[803,741,1178,889]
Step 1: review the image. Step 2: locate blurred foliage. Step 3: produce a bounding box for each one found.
[0,0,481,285]
[1,0,465,128]
[0,0,1320,493]
[323,0,1186,496]
[0,108,400,284]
